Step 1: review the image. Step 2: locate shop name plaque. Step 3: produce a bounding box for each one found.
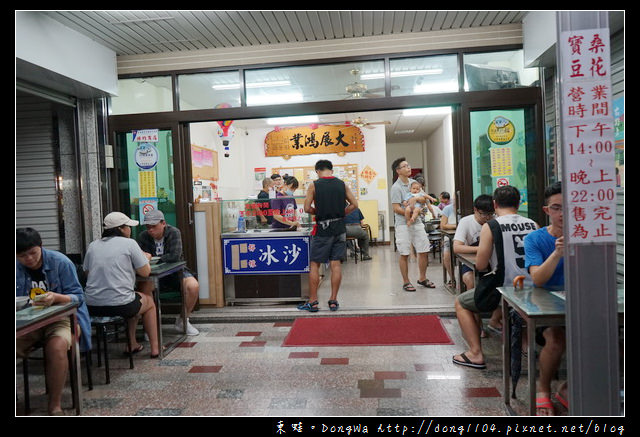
[264,124,365,157]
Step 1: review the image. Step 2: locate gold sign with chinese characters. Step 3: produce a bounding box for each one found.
[264,125,365,157]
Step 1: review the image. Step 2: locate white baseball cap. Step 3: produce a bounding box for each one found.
[103,212,139,229]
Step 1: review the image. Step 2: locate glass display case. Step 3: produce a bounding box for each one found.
[220,196,314,233]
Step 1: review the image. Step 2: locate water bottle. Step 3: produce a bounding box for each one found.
[237,212,246,233]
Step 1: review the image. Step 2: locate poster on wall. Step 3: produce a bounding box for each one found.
[264,124,364,157]
[559,27,616,244]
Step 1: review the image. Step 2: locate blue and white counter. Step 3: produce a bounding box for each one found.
[222,229,311,304]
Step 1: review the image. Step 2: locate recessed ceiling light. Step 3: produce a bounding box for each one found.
[394,129,415,135]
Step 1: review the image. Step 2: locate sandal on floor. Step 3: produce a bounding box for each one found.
[452,352,486,369]
[536,394,555,416]
[417,278,436,288]
[402,282,416,292]
[297,300,319,312]
[553,391,569,409]
[328,300,339,311]
[123,344,144,356]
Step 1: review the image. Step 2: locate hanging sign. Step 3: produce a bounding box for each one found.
[559,28,616,244]
[264,125,364,157]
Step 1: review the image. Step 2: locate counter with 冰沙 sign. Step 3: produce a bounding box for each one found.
[220,198,314,304]
[222,230,311,303]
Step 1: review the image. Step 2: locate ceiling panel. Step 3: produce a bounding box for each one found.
[43,10,528,56]
[40,11,527,140]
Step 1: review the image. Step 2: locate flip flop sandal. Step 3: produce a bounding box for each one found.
[553,391,569,409]
[402,283,416,292]
[417,278,436,288]
[328,300,339,311]
[536,394,555,416]
[123,344,144,356]
[297,300,319,312]
[452,352,486,369]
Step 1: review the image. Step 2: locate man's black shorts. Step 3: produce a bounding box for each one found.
[310,233,346,263]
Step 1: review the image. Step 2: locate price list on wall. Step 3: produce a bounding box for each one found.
[560,28,617,244]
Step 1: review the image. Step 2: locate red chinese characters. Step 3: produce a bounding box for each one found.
[561,28,616,244]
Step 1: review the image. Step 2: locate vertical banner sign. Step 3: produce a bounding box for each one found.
[559,29,616,244]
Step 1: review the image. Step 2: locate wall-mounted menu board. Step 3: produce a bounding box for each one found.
[273,164,359,198]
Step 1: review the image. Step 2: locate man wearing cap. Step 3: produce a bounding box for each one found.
[136,210,200,336]
[83,212,160,358]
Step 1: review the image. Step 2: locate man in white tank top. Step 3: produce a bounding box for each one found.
[452,186,537,369]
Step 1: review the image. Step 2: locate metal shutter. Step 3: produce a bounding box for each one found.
[16,93,61,251]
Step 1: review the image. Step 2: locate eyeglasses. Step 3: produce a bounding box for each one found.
[477,211,495,218]
[397,163,411,170]
[546,204,563,212]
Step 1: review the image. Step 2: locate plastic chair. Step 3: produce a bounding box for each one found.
[90,316,134,384]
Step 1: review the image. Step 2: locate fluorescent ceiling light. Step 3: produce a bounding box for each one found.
[247,92,303,106]
[394,129,415,135]
[402,107,452,117]
[413,80,458,94]
[266,115,319,125]
[212,80,291,90]
[360,69,444,80]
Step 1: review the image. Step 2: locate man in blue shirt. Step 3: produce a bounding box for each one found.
[523,181,567,415]
[16,227,91,415]
[344,207,372,261]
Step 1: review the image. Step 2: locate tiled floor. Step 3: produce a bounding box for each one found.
[16,244,568,417]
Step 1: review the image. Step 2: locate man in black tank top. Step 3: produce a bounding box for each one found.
[299,160,358,312]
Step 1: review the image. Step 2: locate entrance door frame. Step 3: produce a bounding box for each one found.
[108,118,197,270]
[456,87,546,225]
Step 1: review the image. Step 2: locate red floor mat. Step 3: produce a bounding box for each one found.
[282,315,454,347]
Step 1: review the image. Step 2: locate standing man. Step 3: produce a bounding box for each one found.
[524,181,567,415]
[299,159,358,312]
[137,210,200,336]
[16,227,92,415]
[390,157,436,292]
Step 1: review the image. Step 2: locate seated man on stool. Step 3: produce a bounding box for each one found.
[344,207,372,261]
[136,210,200,336]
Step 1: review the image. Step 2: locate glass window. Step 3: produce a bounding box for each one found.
[110,76,173,115]
[178,71,241,110]
[390,55,459,96]
[244,60,385,106]
[463,50,539,91]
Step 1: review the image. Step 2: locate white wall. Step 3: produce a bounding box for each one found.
[426,113,455,198]
[16,11,118,96]
[190,122,391,241]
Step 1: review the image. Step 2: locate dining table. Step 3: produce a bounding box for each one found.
[498,286,624,416]
[440,229,457,294]
[138,261,188,359]
[16,301,82,415]
[454,252,479,293]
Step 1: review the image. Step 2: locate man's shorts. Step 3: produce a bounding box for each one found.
[457,288,479,312]
[159,270,194,292]
[394,222,431,256]
[88,293,143,319]
[16,318,72,358]
[310,233,346,263]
